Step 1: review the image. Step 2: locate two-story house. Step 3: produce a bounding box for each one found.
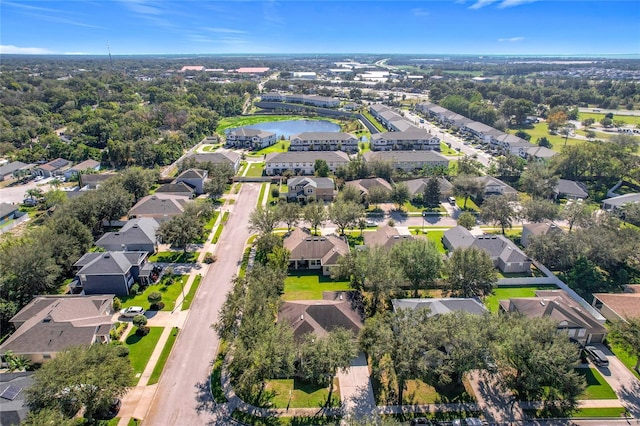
[73,251,154,295]
[265,151,350,176]
[286,177,335,202]
[370,129,440,151]
[289,132,359,152]
[226,128,277,149]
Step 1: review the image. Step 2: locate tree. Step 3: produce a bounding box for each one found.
[520,199,559,222]
[338,184,362,204]
[423,177,441,208]
[43,189,67,209]
[537,136,551,148]
[276,202,301,231]
[367,185,390,206]
[299,328,357,407]
[390,182,409,210]
[328,200,364,235]
[314,159,330,177]
[457,155,483,176]
[444,246,497,298]
[560,123,576,147]
[133,314,148,328]
[452,175,484,209]
[156,211,203,252]
[457,211,476,230]
[547,110,567,132]
[391,239,442,296]
[561,256,608,298]
[480,194,517,235]
[25,344,133,422]
[118,167,157,201]
[22,408,77,426]
[95,183,134,227]
[493,315,584,417]
[303,202,326,234]
[609,318,640,373]
[519,162,558,199]
[25,187,44,202]
[622,202,640,226]
[204,175,227,200]
[248,205,279,235]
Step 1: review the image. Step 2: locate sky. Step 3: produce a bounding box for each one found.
[1,0,639,56]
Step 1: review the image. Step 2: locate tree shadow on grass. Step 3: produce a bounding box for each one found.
[125,333,143,345]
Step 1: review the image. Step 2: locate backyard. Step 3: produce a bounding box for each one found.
[483,285,559,313]
[245,162,265,177]
[125,326,163,379]
[409,229,446,254]
[283,271,352,300]
[120,274,188,312]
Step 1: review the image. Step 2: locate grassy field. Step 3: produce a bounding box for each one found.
[120,274,187,312]
[456,197,479,212]
[265,378,340,409]
[246,162,265,177]
[410,229,446,254]
[400,379,475,405]
[212,224,224,244]
[246,140,290,157]
[362,110,386,132]
[267,183,280,204]
[571,407,626,418]
[283,271,351,300]
[147,327,179,385]
[203,212,220,232]
[125,326,163,379]
[576,367,617,399]
[579,111,640,126]
[509,122,585,151]
[484,285,559,313]
[181,274,202,310]
[440,142,462,156]
[147,251,198,263]
[608,342,640,380]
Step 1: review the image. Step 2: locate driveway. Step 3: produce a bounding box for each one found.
[143,183,260,425]
[0,178,56,204]
[590,343,640,417]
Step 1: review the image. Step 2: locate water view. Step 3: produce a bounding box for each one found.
[228,119,340,138]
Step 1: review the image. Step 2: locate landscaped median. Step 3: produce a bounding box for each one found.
[147,327,179,385]
[181,274,203,310]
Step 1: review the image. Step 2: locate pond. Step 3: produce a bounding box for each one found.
[227,119,340,138]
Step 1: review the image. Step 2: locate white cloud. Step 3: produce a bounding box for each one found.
[498,37,525,42]
[203,27,247,34]
[411,8,430,17]
[469,0,499,10]
[498,0,538,8]
[0,45,54,54]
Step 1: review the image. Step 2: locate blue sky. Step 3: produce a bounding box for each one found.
[1,1,639,55]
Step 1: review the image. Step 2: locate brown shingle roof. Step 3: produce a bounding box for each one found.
[592,292,640,320]
[363,225,413,249]
[283,228,349,266]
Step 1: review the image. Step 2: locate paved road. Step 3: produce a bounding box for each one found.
[143,183,260,425]
[0,178,56,204]
[592,343,640,418]
[579,107,640,117]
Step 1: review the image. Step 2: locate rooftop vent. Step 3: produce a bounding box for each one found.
[540,301,545,306]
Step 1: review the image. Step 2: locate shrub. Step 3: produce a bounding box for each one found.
[130,284,140,295]
[271,187,280,199]
[148,291,162,305]
[133,314,147,328]
[136,326,150,336]
[112,297,121,311]
[109,321,129,340]
[388,218,396,227]
[204,252,217,264]
[150,301,165,311]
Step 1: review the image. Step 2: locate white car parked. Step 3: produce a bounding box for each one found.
[120,306,145,318]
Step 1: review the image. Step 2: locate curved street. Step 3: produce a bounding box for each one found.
[143,183,260,425]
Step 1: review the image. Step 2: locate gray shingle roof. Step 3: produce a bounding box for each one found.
[0,203,18,218]
[443,226,474,249]
[265,151,350,163]
[363,225,413,249]
[176,168,206,180]
[287,177,335,190]
[128,194,189,217]
[363,150,449,164]
[555,179,588,199]
[392,298,488,316]
[344,178,392,195]
[95,218,159,248]
[227,128,275,138]
[404,178,453,198]
[186,151,240,166]
[0,161,28,177]
[473,235,529,264]
[74,251,145,275]
[155,182,195,195]
[602,193,640,208]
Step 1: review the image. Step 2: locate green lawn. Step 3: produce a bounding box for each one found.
[182,274,202,310]
[245,162,265,177]
[456,197,479,212]
[440,142,462,156]
[201,144,223,151]
[265,378,340,409]
[211,340,228,403]
[120,274,187,312]
[509,123,585,152]
[572,407,626,418]
[147,251,198,263]
[362,111,386,132]
[579,111,640,126]
[203,212,220,232]
[400,379,475,405]
[257,183,267,206]
[239,246,251,278]
[608,342,640,380]
[484,285,559,313]
[576,367,617,399]
[147,327,179,385]
[267,184,280,204]
[283,271,351,300]
[125,326,163,379]
[410,229,446,254]
[231,411,339,426]
[248,141,291,157]
[212,224,224,244]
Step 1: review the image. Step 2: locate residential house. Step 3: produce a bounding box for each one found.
[260,92,285,102]
[155,182,196,198]
[289,132,359,152]
[521,221,563,248]
[278,291,363,340]
[285,94,340,108]
[443,226,531,274]
[33,158,70,178]
[74,251,153,295]
[128,194,189,222]
[525,146,558,162]
[286,177,335,202]
[392,297,488,317]
[265,151,350,176]
[592,285,640,323]
[0,203,19,226]
[554,179,588,200]
[0,161,33,181]
[344,178,392,198]
[183,152,241,173]
[283,228,349,276]
[370,129,440,151]
[368,104,418,132]
[405,177,454,201]
[0,371,34,425]
[95,217,160,253]
[174,168,207,195]
[363,151,449,172]
[63,159,101,180]
[489,133,535,156]
[500,290,608,345]
[0,295,115,364]
[471,176,517,196]
[79,173,117,189]
[226,128,277,149]
[602,193,640,211]
[364,225,413,250]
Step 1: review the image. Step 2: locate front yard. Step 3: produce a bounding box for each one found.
[120,274,187,312]
[283,271,351,300]
[125,326,163,379]
[246,162,265,177]
[575,367,617,400]
[148,251,198,263]
[264,378,341,409]
[373,377,475,406]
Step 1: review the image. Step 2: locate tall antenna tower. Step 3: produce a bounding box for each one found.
[106,41,113,71]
